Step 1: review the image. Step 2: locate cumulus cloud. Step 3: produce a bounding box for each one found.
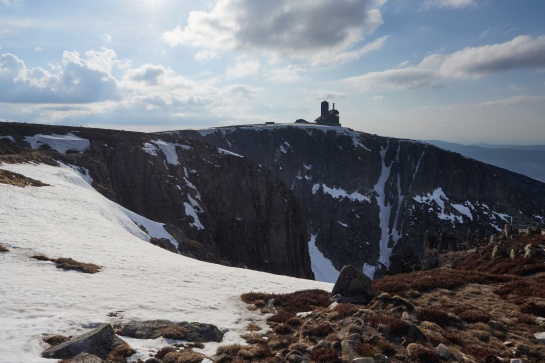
[0,49,120,103]
[163,0,386,65]
[226,59,261,78]
[345,35,545,91]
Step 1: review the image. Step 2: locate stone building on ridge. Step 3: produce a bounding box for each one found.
[315,100,340,126]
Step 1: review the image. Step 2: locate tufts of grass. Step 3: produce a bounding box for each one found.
[159,325,187,340]
[43,335,70,346]
[406,343,440,363]
[464,344,499,363]
[415,307,456,327]
[31,255,101,274]
[241,289,330,315]
[273,323,293,335]
[451,305,491,323]
[0,243,9,252]
[216,344,245,357]
[331,303,359,318]
[155,346,177,359]
[105,342,136,363]
[308,347,342,363]
[301,321,334,338]
[367,315,410,336]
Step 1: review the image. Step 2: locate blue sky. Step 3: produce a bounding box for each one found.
[1,0,545,144]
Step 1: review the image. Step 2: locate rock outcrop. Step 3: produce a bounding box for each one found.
[175,125,545,278]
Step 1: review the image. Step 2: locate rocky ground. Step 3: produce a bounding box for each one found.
[39,234,545,363]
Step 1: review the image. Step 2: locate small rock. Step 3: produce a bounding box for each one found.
[352,358,374,363]
[71,352,103,363]
[503,341,514,347]
[42,323,124,359]
[287,353,306,363]
[510,359,523,363]
[435,343,451,359]
[534,332,545,344]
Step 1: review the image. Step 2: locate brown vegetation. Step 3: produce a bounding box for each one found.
[31,255,101,274]
[0,169,50,187]
[0,243,9,252]
[43,335,70,346]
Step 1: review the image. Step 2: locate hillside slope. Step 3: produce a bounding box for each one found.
[0,162,331,362]
[0,122,312,279]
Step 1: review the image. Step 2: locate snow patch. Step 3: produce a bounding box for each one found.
[338,221,348,227]
[153,140,180,165]
[314,183,371,203]
[24,133,90,154]
[142,142,158,156]
[218,148,243,158]
[308,233,340,283]
[0,135,15,142]
[362,263,376,280]
[184,202,204,229]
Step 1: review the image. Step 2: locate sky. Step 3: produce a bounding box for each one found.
[1,0,545,144]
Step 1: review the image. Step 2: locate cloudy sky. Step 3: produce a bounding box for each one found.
[1,0,544,144]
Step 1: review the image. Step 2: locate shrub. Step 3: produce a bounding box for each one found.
[308,347,342,363]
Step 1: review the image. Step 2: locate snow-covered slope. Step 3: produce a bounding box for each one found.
[0,162,331,362]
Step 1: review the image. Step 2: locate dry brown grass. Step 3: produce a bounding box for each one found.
[301,321,334,338]
[331,303,359,318]
[406,343,440,363]
[43,335,70,346]
[241,289,330,314]
[245,321,262,331]
[0,243,9,252]
[104,342,136,363]
[464,344,499,363]
[155,346,177,359]
[30,255,101,274]
[373,269,515,297]
[160,325,187,340]
[308,347,342,363]
[367,315,411,336]
[0,169,50,188]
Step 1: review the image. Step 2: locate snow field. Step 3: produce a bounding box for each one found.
[0,163,331,362]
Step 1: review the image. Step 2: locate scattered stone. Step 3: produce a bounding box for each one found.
[435,343,451,359]
[71,352,103,363]
[341,333,362,362]
[42,323,124,359]
[503,341,514,347]
[353,358,374,363]
[510,359,523,363]
[534,332,545,344]
[331,265,378,304]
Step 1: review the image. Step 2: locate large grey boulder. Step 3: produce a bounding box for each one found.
[331,265,377,304]
[42,323,124,359]
[119,320,224,342]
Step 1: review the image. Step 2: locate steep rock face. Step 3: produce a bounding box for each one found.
[0,122,313,279]
[175,124,545,278]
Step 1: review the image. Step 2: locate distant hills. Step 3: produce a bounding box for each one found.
[424,140,545,183]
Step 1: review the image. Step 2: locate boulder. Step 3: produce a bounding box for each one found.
[534,332,545,344]
[341,333,362,361]
[435,343,451,359]
[119,320,224,342]
[42,323,124,359]
[331,265,377,304]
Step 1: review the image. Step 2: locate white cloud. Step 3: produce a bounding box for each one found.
[422,0,479,9]
[419,95,545,111]
[0,50,120,103]
[163,0,386,65]
[345,35,545,91]
[194,50,219,61]
[226,59,261,78]
[372,95,384,102]
[265,65,306,83]
[307,89,346,100]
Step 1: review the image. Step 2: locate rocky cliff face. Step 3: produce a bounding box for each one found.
[0,122,313,279]
[174,124,545,279]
